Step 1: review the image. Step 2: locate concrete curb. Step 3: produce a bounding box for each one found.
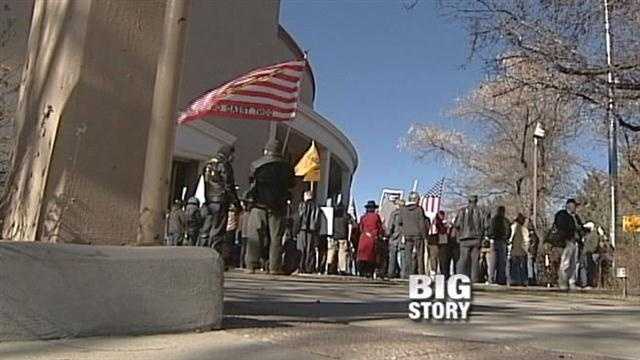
[0,242,223,341]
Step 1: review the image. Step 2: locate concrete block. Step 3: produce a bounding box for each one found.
[0,242,223,341]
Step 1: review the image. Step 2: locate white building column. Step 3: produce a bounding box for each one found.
[317,146,331,206]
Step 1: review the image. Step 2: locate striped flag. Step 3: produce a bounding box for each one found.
[421,177,445,214]
[178,59,306,124]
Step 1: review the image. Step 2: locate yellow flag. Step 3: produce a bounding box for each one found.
[295,141,320,177]
[303,168,320,182]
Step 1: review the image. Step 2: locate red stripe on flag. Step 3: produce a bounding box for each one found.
[251,81,299,93]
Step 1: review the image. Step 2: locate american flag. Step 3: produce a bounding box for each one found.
[421,177,445,214]
[178,59,306,124]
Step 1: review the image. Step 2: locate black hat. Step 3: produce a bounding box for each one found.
[364,200,379,209]
[217,145,234,159]
[566,198,579,206]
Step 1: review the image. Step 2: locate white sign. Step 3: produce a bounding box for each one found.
[616,267,627,279]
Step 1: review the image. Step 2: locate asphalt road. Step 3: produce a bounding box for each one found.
[1,270,638,360]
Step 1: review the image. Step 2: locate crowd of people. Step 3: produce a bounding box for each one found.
[165,141,615,290]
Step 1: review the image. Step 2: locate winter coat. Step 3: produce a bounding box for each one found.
[488,214,511,241]
[397,203,428,239]
[357,212,383,262]
[203,155,238,206]
[552,209,583,246]
[333,206,351,240]
[167,208,186,236]
[454,205,486,241]
[509,222,529,257]
[185,203,202,233]
[248,155,295,210]
[294,200,321,234]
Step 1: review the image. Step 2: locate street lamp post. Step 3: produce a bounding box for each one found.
[603,0,619,249]
[532,123,546,230]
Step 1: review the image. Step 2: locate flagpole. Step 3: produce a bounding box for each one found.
[137,0,190,245]
[281,51,307,157]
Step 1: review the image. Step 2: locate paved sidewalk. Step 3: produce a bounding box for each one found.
[1,270,637,359]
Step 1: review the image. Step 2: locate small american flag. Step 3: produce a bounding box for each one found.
[421,177,445,214]
[178,59,306,124]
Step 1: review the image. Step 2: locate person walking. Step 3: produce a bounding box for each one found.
[294,191,322,274]
[328,201,351,275]
[165,199,186,246]
[579,222,599,288]
[508,213,530,286]
[487,206,511,285]
[245,139,295,274]
[184,197,202,246]
[455,195,486,283]
[552,198,584,290]
[386,199,405,279]
[198,145,240,250]
[397,192,429,279]
[357,201,383,278]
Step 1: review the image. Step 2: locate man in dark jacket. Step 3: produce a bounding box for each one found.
[397,192,429,278]
[553,198,584,290]
[245,139,295,274]
[487,206,511,285]
[184,197,202,246]
[198,145,240,255]
[294,190,322,273]
[454,195,486,283]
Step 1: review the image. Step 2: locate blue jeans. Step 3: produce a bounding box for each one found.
[488,240,508,285]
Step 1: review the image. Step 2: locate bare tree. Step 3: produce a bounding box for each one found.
[0,1,21,192]
[402,64,584,227]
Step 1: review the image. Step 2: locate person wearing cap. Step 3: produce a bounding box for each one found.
[245,139,295,274]
[184,197,202,246]
[552,198,584,290]
[454,195,487,283]
[165,199,186,246]
[357,200,384,278]
[198,145,240,260]
[397,191,429,278]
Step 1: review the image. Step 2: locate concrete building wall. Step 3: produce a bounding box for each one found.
[2,0,357,244]
[1,0,166,244]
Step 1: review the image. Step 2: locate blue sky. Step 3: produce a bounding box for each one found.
[280,0,605,208]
